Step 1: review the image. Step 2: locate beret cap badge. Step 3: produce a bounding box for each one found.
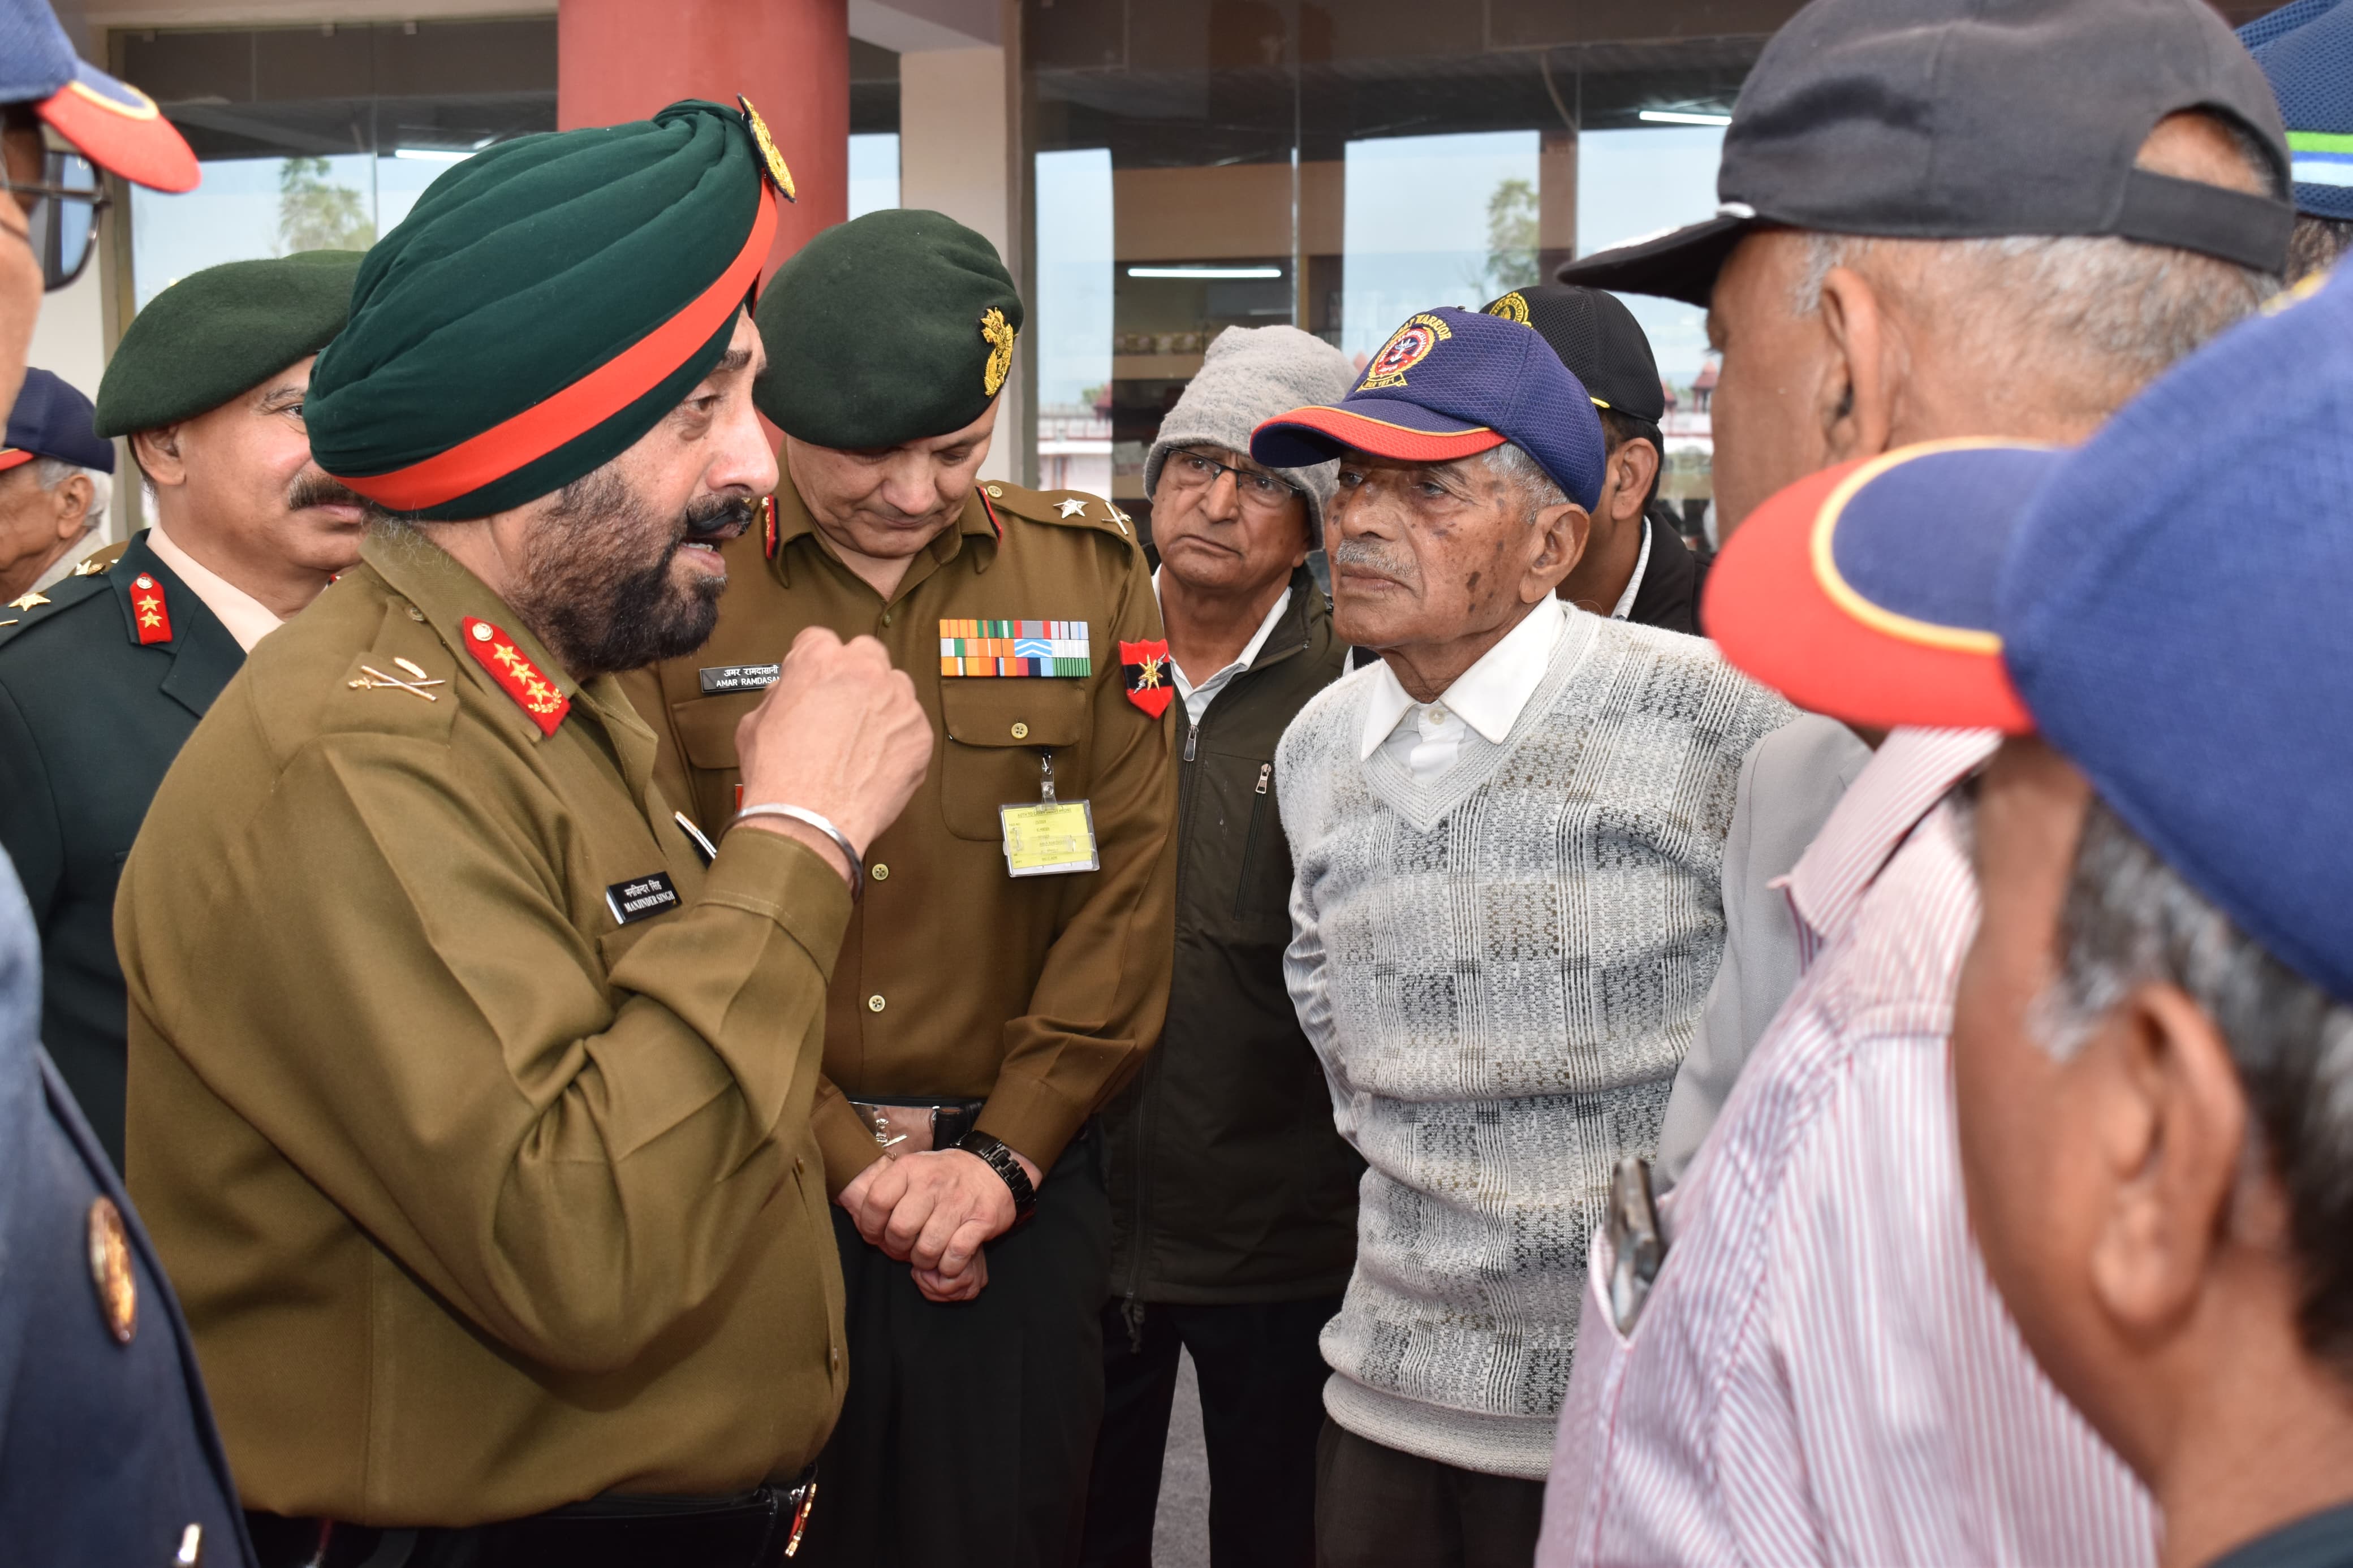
[738,95,798,202]
[980,306,1018,396]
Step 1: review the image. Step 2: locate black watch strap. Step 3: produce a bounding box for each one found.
[956,1130,1037,1225]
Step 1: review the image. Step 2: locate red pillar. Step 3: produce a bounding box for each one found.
[557,0,848,278]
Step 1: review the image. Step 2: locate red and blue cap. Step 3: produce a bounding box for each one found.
[1249,305,1608,511]
[1706,265,2353,1002]
[0,367,109,474]
[1,0,199,193]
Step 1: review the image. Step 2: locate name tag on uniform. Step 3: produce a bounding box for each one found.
[698,662,781,694]
[1001,801,1099,877]
[605,871,682,924]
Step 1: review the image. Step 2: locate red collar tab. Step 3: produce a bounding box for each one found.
[1120,638,1174,719]
[980,489,1003,542]
[462,616,569,736]
[761,493,778,560]
[128,571,173,646]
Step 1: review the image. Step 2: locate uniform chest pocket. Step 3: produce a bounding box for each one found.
[937,680,1090,841]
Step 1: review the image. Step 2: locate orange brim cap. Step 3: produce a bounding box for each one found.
[37,61,198,193]
[1701,439,2055,735]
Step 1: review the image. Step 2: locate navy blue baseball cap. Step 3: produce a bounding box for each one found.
[2,368,110,475]
[2240,0,2353,221]
[1249,306,1608,511]
[1704,267,2353,1001]
[1,0,198,192]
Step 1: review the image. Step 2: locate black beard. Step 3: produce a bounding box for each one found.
[514,471,745,679]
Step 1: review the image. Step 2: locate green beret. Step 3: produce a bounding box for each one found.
[93,250,360,438]
[756,208,1023,449]
[307,98,792,521]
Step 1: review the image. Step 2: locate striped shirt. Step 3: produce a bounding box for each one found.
[1537,728,2157,1568]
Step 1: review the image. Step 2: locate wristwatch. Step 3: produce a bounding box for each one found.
[955,1130,1037,1227]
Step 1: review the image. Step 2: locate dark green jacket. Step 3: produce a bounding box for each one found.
[0,533,243,1168]
[1105,566,1361,1304]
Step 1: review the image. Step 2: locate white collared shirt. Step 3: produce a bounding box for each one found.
[145,524,287,654]
[1609,519,1654,620]
[1358,595,1568,785]
[1153,567,1293,726]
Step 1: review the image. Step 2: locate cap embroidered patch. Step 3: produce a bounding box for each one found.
[980,307,1018,396]
[941,619,1091,677]
[738,95,798,201]
[1484,291,1532,325]
[1121,638,1174,719]
[130,573,171,646]
[1360,313,1451,390]
[462,616,570,736]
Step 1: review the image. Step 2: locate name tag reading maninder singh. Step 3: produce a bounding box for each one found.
[605,872,682,925]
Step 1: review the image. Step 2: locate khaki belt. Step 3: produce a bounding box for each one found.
[848,1096,985,1155]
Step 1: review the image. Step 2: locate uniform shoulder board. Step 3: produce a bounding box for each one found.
[70,539,130,576]
[0,568,112,645]
[981,482,1139,548]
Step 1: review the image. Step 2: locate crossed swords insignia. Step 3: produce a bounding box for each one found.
[347,656,446,702]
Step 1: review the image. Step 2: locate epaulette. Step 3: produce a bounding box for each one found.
[0,567,114,646]
[71,539,129,576]
[981,481,1140,550]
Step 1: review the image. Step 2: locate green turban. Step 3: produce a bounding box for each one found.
[307,98,794,521]
[93,250,361,438]
[756,208,1023,449]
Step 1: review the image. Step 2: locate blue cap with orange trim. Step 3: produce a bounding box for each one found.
[1704,265,2353,1001]
[1248,305,1608,511]
[1,0,198,193]
[1,367,109,474]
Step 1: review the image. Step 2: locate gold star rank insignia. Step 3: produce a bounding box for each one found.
[7,590,48,611]
[71,555,109,577]
[462,616,571,737]
[737,96,798,202]
[1057,498,1089,519]
[128,573,173,645]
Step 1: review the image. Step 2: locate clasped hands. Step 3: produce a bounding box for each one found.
[837,1145,1044,1303]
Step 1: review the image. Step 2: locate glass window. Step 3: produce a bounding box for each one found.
[1022,0,1799,542]
[849,38,902,218]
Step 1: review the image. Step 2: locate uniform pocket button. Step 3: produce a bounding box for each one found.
[1010,722,1029,739]
[870,863,889,881]
[867,995,885,1013]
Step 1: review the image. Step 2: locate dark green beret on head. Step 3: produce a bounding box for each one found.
[307,98,790,520]
[93,250,360,438]
[756,208,1023,449]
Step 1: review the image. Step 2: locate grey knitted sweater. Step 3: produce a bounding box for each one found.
[1277,610,1794,1477]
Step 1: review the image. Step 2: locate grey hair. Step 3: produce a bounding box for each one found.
[30,457,109,531]
[1480,440,1567,523]
[2289,215,2353,285]
[1792,230,2277,391]
[2034,796,2353,1373]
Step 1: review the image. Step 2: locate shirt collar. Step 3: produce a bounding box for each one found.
[1358,594,1568,761]
[360,529,579,704]
[145,522,288,654]
[1152,567,1294,699]
[767,456,997,587]
[1783,726,2001,944]
[1609,518,1654,620]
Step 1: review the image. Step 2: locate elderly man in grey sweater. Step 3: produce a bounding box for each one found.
[1251,308,1792,1568]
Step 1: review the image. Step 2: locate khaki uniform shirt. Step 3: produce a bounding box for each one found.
[118,533,849,1527]
[622,466,1177,1190]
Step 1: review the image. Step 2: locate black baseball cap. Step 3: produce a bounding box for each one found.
[1559,0,2294,307]
[1480,284,1665,424]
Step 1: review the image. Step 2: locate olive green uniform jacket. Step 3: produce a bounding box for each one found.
[118,533,849,1527]
[1104,567,1363,1305]
[0,534,240,1169]
[622,466,1178,1191]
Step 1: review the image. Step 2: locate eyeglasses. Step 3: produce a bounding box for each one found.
[1164,450,1303,516]
[2,150,109,292]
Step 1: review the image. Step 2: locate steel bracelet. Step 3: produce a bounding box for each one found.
[732,802,863,902]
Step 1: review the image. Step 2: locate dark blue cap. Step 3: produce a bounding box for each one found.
[1,369,111,474]
[1249,306,1608,511]
[0,0,198,192]
[1705,267,2353,1003]
[2240,0,2353,221]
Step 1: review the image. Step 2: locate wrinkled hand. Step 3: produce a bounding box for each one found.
[732,626,932,877]
[837,1147,1042,1301]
